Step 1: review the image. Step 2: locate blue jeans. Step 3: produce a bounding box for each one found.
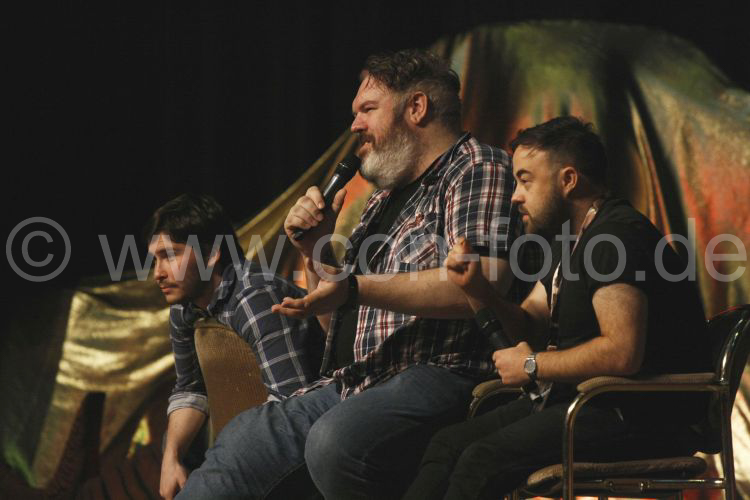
[176,364,477,500]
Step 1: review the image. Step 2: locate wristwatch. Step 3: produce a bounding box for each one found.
[523,353,538,381]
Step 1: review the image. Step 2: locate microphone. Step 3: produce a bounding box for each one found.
[475,307,542,397]
[291,155,361,241]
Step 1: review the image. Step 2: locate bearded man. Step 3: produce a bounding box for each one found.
[177,49,524,500]
[403,116,711,500]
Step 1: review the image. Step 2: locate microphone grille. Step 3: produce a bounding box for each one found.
[336,155,361,181]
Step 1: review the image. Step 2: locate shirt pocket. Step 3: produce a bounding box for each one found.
[392,214,445,271]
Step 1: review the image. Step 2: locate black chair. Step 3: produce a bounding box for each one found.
[469,305,750,499]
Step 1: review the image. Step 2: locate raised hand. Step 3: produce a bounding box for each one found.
[284,186,347,260]
[445,238,494,302]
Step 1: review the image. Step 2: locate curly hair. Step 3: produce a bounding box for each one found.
[362,48,461,132]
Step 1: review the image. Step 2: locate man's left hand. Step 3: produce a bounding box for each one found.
[273,267,350,318]
[492,341,533,387]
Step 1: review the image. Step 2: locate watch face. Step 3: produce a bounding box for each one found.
[524,357,536,375]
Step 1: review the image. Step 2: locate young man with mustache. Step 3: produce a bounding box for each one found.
[177,49,525,499]
[144,193,323,500]
[403,116,712,500]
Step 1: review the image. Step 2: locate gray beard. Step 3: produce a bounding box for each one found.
[360,125,421,190]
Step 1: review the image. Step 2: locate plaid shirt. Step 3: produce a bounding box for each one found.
[306,133,523,399]
[167,260,323,416]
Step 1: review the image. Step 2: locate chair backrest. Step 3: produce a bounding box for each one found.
[712,305,750,405]
[193,318,268,438]
[696,305,750,453]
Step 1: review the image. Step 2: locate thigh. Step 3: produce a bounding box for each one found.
[446,402,630,499]
[424,395,534,462]
[313,364,477,456]
[401,396,534,500]
[178,383,340,499]
[304,364,478,497]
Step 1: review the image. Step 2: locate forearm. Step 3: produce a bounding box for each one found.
[163,407,206,461]
[357,267,474,319]
[458,280,548,351]
[536,336,639,383]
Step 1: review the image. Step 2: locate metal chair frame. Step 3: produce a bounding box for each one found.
[555,305,750,499]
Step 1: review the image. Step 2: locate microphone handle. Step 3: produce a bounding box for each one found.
[486,332,541,396]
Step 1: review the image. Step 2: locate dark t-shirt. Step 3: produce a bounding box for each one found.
[334,178,423,368]
[541,198,711,423]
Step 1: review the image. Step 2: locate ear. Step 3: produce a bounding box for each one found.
[558,165,579,197]
[404,91,428,126]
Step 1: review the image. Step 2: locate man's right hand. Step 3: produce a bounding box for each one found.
[160,453,188,500]
[284,186,347,259]
[445,238,495,303]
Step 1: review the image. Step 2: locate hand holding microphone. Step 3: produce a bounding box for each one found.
[284,155,360,258]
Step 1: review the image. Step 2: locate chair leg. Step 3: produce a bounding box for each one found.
[720,392,737,500]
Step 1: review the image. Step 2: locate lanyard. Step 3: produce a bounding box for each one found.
[525,199,604,411]
[547,199,603,349]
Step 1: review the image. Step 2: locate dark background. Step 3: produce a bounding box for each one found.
[5,0,749,300]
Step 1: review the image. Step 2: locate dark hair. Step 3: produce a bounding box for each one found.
[362,48,461,131]
[509,116,608,187]
[144,193,244,271]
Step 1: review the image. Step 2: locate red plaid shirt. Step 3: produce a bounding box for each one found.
[303,133,523,399]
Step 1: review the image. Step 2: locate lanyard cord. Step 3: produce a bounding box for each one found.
[547,199,603,349]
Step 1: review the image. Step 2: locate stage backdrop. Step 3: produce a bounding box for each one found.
[2,20,748,495]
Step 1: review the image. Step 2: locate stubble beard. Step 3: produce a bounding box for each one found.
[359,118,421,191]
[526,188,568,240]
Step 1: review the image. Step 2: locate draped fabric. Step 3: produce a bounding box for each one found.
[2,21,748,494]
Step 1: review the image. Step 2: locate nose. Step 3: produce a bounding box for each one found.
[154,259,167,282]
[511,185,523,206]
[351,113,365,133]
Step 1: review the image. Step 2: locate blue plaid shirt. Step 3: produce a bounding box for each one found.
[167,260,323,416]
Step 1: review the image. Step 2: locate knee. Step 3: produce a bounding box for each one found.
[452,441,498,477]
[421,425,470,466]
[304,414,352,473]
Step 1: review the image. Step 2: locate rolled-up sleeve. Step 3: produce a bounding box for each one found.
[166,306,209,416]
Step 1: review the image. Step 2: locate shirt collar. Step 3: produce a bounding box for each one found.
[419,131,472,186]
[185,262,241,317]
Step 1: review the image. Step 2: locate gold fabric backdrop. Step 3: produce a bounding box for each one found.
[2,21,748,494]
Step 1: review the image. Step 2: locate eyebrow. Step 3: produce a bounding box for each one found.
[352,100,378,115]
[514,168,531,179]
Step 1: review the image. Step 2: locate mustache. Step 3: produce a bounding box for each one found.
[358,133,375,146]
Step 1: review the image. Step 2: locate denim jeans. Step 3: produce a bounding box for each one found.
[176,364,477,500]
